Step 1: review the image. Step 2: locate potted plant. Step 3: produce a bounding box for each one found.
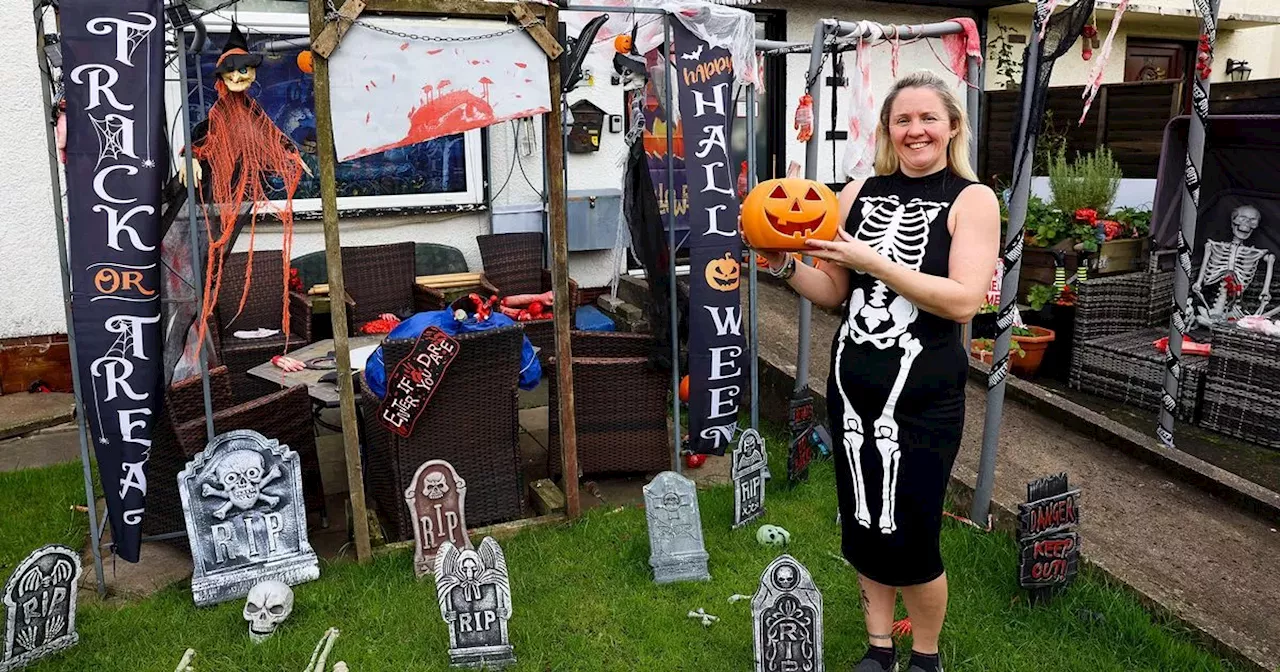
[1025,283,1075,382]
[970,325,1057,378]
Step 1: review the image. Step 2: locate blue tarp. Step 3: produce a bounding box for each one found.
[365,310,542,398]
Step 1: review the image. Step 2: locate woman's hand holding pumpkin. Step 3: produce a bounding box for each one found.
[738,214,788,270]
[804,228,884,274]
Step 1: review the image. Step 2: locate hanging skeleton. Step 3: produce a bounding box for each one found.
[1192,204,1276,326]
[178,22,309,352]
[835,195,945,534]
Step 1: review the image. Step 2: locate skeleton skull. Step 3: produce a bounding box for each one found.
[215,450,267,508]
[756,524,791,547]
[244,580,293,643]
[422,471,449,500]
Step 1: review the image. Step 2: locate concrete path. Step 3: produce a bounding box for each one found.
[0,392,74,441]
[750,280,1280,671]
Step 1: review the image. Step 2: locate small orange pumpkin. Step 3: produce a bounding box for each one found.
[705,252,740,292]
[614,34,634,54]
[297,50,314,74]
[741,178,840,252]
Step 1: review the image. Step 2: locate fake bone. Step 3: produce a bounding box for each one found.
[173,648,196,672]
[304,628,341,672]
[202,464,283,520]
[687,608,719,627]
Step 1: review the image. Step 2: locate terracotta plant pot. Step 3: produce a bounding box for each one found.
[1010,325,1056,378]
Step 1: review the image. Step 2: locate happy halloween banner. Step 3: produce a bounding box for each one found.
[63,0,166,563]
[673,22,745,456]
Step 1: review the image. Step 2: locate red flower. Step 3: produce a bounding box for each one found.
[1074,208,1098,224]
[1102,220,1123,241]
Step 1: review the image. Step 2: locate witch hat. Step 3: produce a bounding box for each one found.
[213,21,263,76]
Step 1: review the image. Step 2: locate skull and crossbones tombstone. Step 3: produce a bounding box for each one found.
[178,430,319,607]
[643,471,710,584]
[1193,203,1277,327]
[203,450,283,520]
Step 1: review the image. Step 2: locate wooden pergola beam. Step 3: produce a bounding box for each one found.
[305,0,581,562]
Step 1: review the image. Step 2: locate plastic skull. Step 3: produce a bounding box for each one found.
[215,450,267,510]
[756,524,791,547]
[244,580,293,643]
[423,471,449,500]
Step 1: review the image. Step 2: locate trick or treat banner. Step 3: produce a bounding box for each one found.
[62,0,165,563]
[673,21,744,456]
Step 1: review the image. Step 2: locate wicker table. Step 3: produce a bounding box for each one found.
[246,335,383,408]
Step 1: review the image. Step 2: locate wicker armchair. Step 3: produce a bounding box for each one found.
[358,324,526,541]
[413,242,500,312]
[546,331,672,479]
[289,243,447,336]
[476,232,579,365]
[212,252,316,403]
[144,368,327,537]
[1069,264,1207,420]
[1199,324,1280,448]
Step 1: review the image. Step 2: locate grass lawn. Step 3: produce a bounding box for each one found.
[4,427,1242,671]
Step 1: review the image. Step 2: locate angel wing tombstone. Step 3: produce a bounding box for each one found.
[433,537,515,669]
[732,429,767,529]
[0,545,81,672]
[643,471,710,584]
[752,554,823,672]
[405,459,472,578]
[179,429,319,607]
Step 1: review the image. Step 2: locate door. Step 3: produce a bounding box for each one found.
[1123,40,1187,82]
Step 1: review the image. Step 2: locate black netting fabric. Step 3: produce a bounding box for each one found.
[1010,0,1097,181]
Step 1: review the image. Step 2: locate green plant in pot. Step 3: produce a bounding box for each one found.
[970,325,1056,378]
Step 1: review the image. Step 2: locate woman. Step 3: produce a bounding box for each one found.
[754,71,999,672]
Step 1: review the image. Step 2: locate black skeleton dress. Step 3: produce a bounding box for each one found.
[828,167,974,587]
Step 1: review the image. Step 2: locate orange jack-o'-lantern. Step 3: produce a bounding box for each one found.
[614,34,634,54]
[705,252,740,292]
[741,178,840,251]
[297,50,314,74]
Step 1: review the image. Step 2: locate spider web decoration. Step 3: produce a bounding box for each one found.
[89,321,140,445]
[122,16,156,63]
[89,115,132,169]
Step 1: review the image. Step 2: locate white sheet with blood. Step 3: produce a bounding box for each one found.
[329,17,551,162]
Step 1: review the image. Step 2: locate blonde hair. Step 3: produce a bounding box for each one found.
[872,71,978,182]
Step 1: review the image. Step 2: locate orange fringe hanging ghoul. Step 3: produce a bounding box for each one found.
[180,21,308,353]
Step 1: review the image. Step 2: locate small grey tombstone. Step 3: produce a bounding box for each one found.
[752,554,823,672]
[433,537,515,669]
[405,459,472,578]
[0,545,81,672]
[732,429,767,529]
[179,429,319,607]
[643,471,710,584]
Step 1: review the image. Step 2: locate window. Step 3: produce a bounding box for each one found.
[167,11,486,215]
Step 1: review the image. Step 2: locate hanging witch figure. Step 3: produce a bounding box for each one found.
[179,21,310,352]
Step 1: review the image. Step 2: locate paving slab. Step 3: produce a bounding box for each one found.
[750,280,1280,671]
[0,392,75,440]
[0,428,81,472]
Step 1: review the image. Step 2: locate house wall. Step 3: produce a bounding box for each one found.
[985,8,1280,90]
[3,0,978,344]
[1,2,65,341]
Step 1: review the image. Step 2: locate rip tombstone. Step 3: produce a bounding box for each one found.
[433,537,515,669]
[405,459,472,578]
[752,554,823,672]
[732,429,767,529]
[643,471,710,584]
[0,545,81,672]
[179,429,319,607]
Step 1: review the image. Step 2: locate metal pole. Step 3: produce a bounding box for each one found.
[972,1,1047,525]
[34,0,106,596]
[745,83,759,431]
[966,54,981,177]
[796,19,833,396]
[1158,0,1219,449]
[663,14,681,473]
[177,29,216,443]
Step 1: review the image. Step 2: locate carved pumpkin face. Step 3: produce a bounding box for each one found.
[741,178,840,251]
[614,34,634,54]
[705,252,740,292]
